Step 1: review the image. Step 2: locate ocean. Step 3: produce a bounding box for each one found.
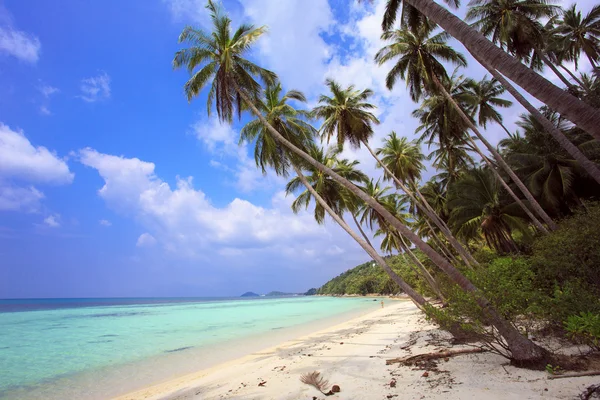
[0,296,378,399]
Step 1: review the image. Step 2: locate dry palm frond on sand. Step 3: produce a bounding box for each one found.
[300,371,342,395]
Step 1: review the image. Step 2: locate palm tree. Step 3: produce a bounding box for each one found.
[378,0,600,139]
[174,0,546,364]
[376,23,556,230]
[376,132,475,266]
[413,74,554,232]
[463,76,513,136]
[447,168,529,254]
[552,5,600,69]
[315,78,478,267]
[286,145,428,309]
[467,52,600,185]
[239,81,315,176]
[465,0,574,88]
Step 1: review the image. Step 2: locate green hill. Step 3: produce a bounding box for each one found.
[318,252,437,296]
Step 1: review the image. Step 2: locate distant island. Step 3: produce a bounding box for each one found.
[240,289,318,297]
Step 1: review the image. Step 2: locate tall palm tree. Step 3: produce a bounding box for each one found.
[412,74,553,232]
[463,76,513,136]
[376,23,556,230]
[376,132,474,266]
[378,0,600,139]
[467,52,600,185]
[465,0,574,88]
[174,0,546,364]
[552,4,600,69]
[447,168,529,254]
[239,81,315,176]
[286,145,428,309]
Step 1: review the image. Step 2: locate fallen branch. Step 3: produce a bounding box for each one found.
[386,348,486,365]
[547,371,600,380]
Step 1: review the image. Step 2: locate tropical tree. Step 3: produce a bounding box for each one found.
[465,0,574,88]
[447,168,529,254]
[315,78,478,267]
[239,81,315,176]
[552,4,600,69]
[286,145,429,308]
[378,0,600,139]
[377,22,554,231]
[463,76,513,136]
[174,0,547,364]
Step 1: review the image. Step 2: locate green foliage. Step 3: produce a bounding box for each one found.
[531,204,600,294]
[564,312,600,350]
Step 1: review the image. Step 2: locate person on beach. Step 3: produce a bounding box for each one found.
[381,300,384,308]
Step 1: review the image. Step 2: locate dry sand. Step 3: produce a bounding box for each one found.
[116,299,599,400]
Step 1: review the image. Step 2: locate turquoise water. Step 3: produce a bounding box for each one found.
[0,296,375,398]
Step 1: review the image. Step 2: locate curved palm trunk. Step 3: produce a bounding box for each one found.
[362,140,479,268]
[498,122,512,137]
[401,0,600,140]
[398,234,447,302]
[433,78,558,231]
[558,64,585,86]
[465,135,550,234]
[537,51,576,89]
[475,57,600,186]
[235,84,547,364]
[292,165,427,309]
[424,218,460,264]
[352,213,374,249]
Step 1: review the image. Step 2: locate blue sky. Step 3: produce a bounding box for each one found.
[0,0,594,298]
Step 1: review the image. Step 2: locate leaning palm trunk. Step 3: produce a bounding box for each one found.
[398,234,447,303]
[433,78,558,231]
[400,0,600,139]
[234,83,548,364]
[536,50,576,89]
[362,140,479,268]
[465,135,550,234]
[473,55,600,186]
[292,165,427,309]
[352,213,374,249]
[424,217,460,265]
[558,64,585,86]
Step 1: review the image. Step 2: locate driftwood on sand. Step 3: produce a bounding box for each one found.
[547,371,600,380]
[386,348,486,365]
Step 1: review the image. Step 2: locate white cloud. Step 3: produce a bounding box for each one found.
[39,106,51,116]
[78,148,362,264]
[241,0,333,93]
[137,232,157,247]
[79,72,111,103]
[191,116,282,193]
[0,184,44,212]
[0,25,40,63]
[38,84,59,98]
[43,214,60,228]
[99,219,112,227]
[0,123,74,184]
[163,0,209,26]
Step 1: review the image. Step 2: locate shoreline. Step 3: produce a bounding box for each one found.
[116,299,598,400]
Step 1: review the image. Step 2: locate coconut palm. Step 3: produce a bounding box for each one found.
[448,168,530,254]
[552,4,600,69]
[467,52,600,185]
[174,0,547,364]
[240,82,315,176]
[315,78,477,267]
[462,76,513,135]
[375,132,473,265]
[286,145,428,309]
[466,0,574,88]
[378,0,600,140]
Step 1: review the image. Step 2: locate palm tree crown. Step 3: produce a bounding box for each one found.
[374,22,467,102]
[312,79,380,149]
[376,132,425,186]
[463,76,513,131]
[172,0,276,122]
[552,4,600,68]
[240,82,315,177]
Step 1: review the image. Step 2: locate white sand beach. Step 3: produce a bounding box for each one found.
[116,299,599,400]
